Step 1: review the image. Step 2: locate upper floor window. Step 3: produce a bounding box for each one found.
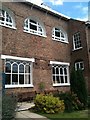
[50,61,70,86]
[73,32,82,50]
[52,27,68,43]
[75,61,84,71]
[24,18,46,37]
[0,9,15,28]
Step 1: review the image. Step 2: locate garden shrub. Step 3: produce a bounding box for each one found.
[54,92,84,112]
[88,96,90,108]
[34,94,65,114]
[2,94,17,120]
[70,69,88,108]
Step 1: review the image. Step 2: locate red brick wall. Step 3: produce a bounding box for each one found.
[2,2,70,94]
[69,19,90,94]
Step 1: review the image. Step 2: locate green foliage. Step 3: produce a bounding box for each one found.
[88,96,90,108]
[2,94,17,119]
[38,82,45,92]
[70,69,88,107]
[34,94,65,114]
[54,92,84,112]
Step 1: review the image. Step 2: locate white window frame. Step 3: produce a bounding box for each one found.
[75,61,84,71]
[0,9,16,29]
[1,55,35,88]
[24,18,46,37]
[73,32,82,50]
[50,61,70,86]
[52,27,68,43]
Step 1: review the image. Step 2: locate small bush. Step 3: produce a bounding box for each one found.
[34,94,65,114]
[2,94,17,119]
[54,92,84,112]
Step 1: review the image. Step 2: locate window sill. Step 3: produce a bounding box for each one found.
[72,47,83,51]
[23,30,47,38]
[0,24,17,30]
[52,38,69,44]
[53,83,70,87]
[5,84,34,88]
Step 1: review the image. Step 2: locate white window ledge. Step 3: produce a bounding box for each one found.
[1,55,35,62]
[50,61,70,66]
[72,47,83,51]
[53,83,70,87]
[0,24,17,30]
[5,84,34,88]
[23,30,47,38]
[52,38,69,44]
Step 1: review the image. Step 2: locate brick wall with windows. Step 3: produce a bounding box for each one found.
[1,2,90,95]
[69,19,90,93]
[1,2,70,94]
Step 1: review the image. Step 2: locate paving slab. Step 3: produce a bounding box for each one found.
[15,102,49,120]
[16,110,48,119]
[15,102,35,111]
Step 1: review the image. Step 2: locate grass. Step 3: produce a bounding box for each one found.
[34,110,89,120]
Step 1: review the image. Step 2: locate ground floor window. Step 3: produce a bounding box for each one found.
[50,61,70,86]
[75,61,84,71]
[1,55,35,88]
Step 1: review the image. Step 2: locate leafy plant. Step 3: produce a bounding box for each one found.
[34,94,65,114]
[54,92,84,112]
[38,82,45,92]
[2,94,17,119]
[70,69,88,108]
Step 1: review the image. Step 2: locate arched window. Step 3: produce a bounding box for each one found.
[52,27,68,43]
[0,8,15,28]
[24,17,46,37]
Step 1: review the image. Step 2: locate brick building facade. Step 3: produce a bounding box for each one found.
[0,1,90,95]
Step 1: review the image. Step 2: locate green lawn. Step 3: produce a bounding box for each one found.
[38,110,89,120]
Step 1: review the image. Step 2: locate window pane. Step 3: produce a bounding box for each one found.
[76,63,79,70]
[30,19,37,24]
[56,76,60,83]
[61,32,64,38]
[80,62,84,69]
[64,67,67,75]
[56,67,59,74]
[28,74,30,84]
[25,65,30,73]
[12,63,18,73]
[30,24,37,30]
[19,64,24,73]
[12,74,18,84]
[19,74,24,84]
[38,26,42,32]
[55,31,60,37]
[24,20,28,29]
[60,67,63,74]
[0,10,4,21]
[60,76,64,83]
[53,75,55,83]
[73,33,81,49]
[65,76,67,83]
[5,74,11,84]
[6,12,12,23]
[5,63,11,73]
[52,66,55,74]
[25,74,30,84]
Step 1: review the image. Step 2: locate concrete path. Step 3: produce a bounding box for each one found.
[15,102,49,120]
[16,110,49,119]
